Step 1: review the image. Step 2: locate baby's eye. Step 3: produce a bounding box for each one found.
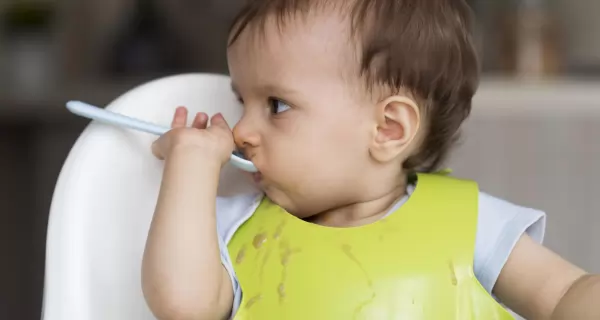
[268,98,291,114]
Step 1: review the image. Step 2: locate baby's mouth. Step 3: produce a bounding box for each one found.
[235,148,261,182]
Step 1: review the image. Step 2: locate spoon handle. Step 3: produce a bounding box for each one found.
[67,100,169,136]
[65,100,258,172]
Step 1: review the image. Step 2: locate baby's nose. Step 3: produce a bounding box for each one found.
[232,120,260,151]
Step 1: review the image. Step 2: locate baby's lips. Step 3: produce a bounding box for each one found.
[251,173,264,186]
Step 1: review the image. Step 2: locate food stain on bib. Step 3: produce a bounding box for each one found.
[235,245,247,264]
[277,239,302,304]
[278,261,289,302]
[277,283,286,302]
[341,244,372,287]
[280,243,302,266]
[245,294,262,309]
[273,220,286,240]
[342,244,377,318]
[448,260,458,286]
[253,233,267,249]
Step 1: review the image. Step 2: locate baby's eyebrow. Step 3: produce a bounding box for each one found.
[230,82,298,98]
[259,84,297,97]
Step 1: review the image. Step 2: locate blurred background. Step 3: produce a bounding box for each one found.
[1,0,599,319]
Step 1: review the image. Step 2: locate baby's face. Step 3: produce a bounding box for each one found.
[227,14,376,217]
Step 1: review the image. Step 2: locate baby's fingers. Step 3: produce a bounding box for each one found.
[171,106,188,128]
[209,113,232,131]
[151,139,165,160]
[191,112,209,129]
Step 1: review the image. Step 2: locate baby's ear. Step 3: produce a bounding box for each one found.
[369,96,421,163]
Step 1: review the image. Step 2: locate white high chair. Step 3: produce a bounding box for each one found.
[42,73,257,320]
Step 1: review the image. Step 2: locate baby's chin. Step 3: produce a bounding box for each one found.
[263,190,317,220]
[261,186,293,211]
[247,172,316,218]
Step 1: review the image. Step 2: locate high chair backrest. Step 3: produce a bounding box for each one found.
[42,73,257,320]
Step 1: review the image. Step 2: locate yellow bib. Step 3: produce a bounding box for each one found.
[227,173,514,319]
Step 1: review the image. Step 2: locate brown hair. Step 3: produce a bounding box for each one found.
[228,0,480,173]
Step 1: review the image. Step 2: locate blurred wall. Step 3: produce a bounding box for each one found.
[553,1,600,70]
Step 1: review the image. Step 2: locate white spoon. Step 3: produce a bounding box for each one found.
[66,100,258,173]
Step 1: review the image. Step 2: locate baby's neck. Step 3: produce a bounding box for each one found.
[306,180,407,228]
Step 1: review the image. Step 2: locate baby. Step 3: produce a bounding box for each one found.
[142,0,599,319]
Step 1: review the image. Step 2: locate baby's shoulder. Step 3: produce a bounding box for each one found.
[476,191,546,244]
[473,191,546,294]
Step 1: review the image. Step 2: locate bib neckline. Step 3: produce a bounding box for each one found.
[265,174,426,234]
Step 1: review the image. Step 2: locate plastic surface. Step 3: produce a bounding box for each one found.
[65,100,258,172]
[42,73,258,320]
[228,174,514,320]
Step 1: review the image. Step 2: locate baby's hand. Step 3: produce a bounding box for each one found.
[151,106,235,165]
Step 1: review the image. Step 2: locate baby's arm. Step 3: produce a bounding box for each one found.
[494,234,599,319]
[142,149,232,320]
[142,109,235,320]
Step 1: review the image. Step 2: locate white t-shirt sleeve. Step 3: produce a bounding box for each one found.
[473,192,547,295]
[215,193,262,318]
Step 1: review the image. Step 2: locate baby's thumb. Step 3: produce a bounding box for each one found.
[151,140,164,160]
[210,113,232,131]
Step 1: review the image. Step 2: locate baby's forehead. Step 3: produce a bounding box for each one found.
[240,12,354,51]
[227,12,361,84]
